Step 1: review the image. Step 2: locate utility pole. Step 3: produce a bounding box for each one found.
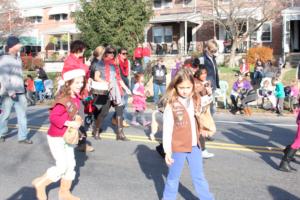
[213,0,216,38]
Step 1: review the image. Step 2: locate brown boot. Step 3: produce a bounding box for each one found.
[247,107,252,116]
[112,117,117,126]
[58,179,80,200]
[116,117,129,141]
[92,116,102,140]
[32,173,53,200]
[243,108,249,116]
[112,117,130,127]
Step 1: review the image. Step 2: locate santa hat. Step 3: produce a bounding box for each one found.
[61,65,85,82]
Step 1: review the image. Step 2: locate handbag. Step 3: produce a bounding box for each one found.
[91,80,109,95]
[63,115,82,145]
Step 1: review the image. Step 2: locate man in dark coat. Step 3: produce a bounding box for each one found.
[200,39,220,115]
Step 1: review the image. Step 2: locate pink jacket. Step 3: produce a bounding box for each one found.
[48,97,81,137]
[132,83,146,111]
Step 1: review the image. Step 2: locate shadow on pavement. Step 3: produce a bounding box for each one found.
[71,149,88,190]
[134,144,198,200]
[268,186,299,200]
[5,186,36,200]
[222,121,295,170]
[4,106,49,141]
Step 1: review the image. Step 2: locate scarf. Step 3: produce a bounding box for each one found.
[103,57,123,96]
[118,55,129,77]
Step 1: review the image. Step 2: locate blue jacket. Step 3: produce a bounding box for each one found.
[200,52,220,91]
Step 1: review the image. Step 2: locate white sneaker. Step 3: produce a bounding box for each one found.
[202,149,214,159]
[149,133,155,141]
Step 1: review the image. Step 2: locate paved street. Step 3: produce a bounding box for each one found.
[0,105,299,200]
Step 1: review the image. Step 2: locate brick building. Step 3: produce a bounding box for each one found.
[15,0,300,65]
[16,0,80,58]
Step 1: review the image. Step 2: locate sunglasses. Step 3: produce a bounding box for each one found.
[107,51,115,54]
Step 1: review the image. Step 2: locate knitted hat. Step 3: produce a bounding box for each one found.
[61,64,86,82]
[7,36,21,49]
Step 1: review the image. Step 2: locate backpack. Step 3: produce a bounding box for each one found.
[284,86,291,97]
[153,65,166,84]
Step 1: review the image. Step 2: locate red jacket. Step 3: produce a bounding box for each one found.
[142,47,151,57]
[134,47,143,59]
[48,96,81,137]
[239,63,250,74]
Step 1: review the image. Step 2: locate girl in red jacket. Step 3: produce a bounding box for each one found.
[32,65,86,200]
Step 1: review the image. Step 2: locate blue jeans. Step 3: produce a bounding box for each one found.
[163,147,214,200]
[253,71,263,82]
[0,94,28,140]
[122,93,130,121]
[153,83,166,104]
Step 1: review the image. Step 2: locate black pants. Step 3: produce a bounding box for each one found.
[78,100,87,146]
[93,94,123,132]
[199,134,206,151]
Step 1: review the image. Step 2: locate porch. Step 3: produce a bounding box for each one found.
[146,12,202,55]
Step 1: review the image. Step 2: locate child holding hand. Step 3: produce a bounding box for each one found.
[131,73,151,126]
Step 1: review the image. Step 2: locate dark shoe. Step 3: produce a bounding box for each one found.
[206,136,215,141]
[0,136,5,142]
[77,144,95,152]
[283,145,297,162]
[18,139,33,144]
[279,160,292,172]
[279,146,297,172]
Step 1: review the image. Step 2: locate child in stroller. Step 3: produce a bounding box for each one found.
[258,77,276,111]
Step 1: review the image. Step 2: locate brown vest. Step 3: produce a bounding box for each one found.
[50,96,78,120]
[171,95,201,152]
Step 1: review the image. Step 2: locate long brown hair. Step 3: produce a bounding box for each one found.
[58,77,86,99]
[163,67,195,105]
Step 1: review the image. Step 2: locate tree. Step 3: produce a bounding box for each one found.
[0,0,29,45]
[74,0,153,53]
[203,0,290,68]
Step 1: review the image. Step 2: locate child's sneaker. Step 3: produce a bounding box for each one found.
[143,121,151,126]
[202,149,214,159]
[131,121,139,126]
[149,133,155,141]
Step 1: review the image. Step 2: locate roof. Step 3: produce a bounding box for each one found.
[42,24,80,34]
[48,5,70,15]
[149,12,202,24]
[16,0,79,9]
[22,8,43,17]
[282,7,300,15]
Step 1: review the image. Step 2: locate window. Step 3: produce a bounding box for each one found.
[54,38,68,51]
[261,22,272,42]
[26,16,42,24]
[49,14,68,21]
[183,0,195,7]
[153,0,172,9]
[220,0,231,3]
[152,26,173,43]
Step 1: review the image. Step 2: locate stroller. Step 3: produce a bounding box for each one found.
[43,79,54,99]
[83,96,95,130]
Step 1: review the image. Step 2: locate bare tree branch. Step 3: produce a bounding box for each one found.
[0,0,30,43]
